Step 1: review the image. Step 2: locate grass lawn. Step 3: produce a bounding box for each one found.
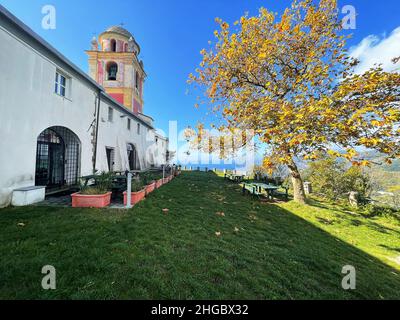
[0,171,399,299]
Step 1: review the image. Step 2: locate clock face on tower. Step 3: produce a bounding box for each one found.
[86,26,144,114]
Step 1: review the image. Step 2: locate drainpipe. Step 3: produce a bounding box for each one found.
[92,90,101,173]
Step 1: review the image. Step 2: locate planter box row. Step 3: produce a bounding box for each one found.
[71,173,179,208]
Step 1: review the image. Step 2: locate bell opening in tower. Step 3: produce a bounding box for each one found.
[107,62,118,81]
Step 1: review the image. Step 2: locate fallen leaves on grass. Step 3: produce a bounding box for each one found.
[17,222,26,227]
[234,227,240,233]
[216,212,225,217]
[215,232,222,237]
[248,214,258,221]
[162,208,169,214]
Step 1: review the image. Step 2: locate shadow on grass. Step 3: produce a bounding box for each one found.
[379,244,400,253]
[308,197,400,236]
[0,170,399,299]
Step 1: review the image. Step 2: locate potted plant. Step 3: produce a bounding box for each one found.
[143,173,156,195]
[72,172,113,208]
[143,172,163,189]
[163,175,169,184]
[156,176,163,188]
[123,179,146,206]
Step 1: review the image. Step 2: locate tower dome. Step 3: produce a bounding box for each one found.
[103,26,133,39]
[99,26,140,55]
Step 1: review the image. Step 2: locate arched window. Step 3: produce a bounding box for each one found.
[106,62,118,81]
[124,43,128,52]
[110,39,117,52]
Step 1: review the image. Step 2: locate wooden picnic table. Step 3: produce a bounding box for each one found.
[232,174,245,182]
[225,173,245,183]
[252,183,279,200]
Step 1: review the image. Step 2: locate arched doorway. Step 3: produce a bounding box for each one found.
[127,143,140,171]
[35,126,80,191]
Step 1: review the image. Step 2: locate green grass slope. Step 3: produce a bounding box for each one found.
[0,171,399,299]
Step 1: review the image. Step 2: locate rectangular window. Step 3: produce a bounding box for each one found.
[137,123,140,135]
[55,71,67,97]
[108,107,113,122]
[127,118,131,130]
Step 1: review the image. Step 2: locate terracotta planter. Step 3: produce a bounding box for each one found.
[123,189,146,206]
[145,182,156,195]
[71,192,112,208]
[156,179,163,189]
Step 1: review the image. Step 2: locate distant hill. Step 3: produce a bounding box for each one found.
[351,151,400,195]
[357,151,400,172]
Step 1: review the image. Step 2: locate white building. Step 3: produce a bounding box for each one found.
[0,5,169,207]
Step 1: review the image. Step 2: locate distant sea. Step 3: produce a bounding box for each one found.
[177,162,252,172]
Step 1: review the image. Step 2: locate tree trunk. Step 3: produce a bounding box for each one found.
[288,160,307,204]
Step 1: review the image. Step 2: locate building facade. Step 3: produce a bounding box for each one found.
[0,5,168,207]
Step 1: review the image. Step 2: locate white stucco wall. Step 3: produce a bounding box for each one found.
[0,22,167,208]
[95,101,165,173]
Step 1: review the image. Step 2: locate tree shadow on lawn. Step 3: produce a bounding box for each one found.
[308,197,400,236]
[0,171,399,299]
[379,244,400,253]
[255,204,400,299]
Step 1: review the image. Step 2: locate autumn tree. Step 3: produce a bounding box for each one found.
[189,0,400,203]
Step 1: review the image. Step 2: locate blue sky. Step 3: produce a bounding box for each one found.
[1,0,399,164]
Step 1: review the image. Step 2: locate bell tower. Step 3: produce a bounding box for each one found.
[86,26,145,114]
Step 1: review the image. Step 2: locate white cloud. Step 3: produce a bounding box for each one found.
[349,27,400,74]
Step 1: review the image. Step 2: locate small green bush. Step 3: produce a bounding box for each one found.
[79,171,113,195]
[141,172,163,185]
[80,187,109,195]
[361,204,400,219]
[95,172,114,192]
[131,179,144,192]
[303,155,372,201]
